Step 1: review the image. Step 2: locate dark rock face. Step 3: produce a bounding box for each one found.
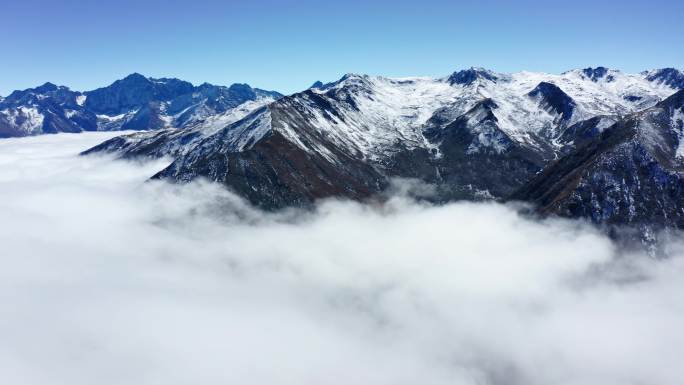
[447,68,498,85]
[157,131,386,209]
[310,81,324,89]
[528,82,576,122]
[154,104,387,209]
[120,103,166,131]
[644,68,684,89]
[5,83,66,105]
[84,73,194,115]
[427,99,552,199]
[511,90,684,237]
[581,66,614,82]
[556,116,616,154]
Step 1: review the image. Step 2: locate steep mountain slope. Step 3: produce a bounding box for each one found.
[424,98,554,199]
[154,105,388,208]
[0,74,281,137]
[86,67,683,208]
[81,97,279,158]
[511,90,684,234]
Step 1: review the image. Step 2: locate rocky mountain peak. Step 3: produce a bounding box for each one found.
[579,66,618,82]
[447,67,498,85]
[310,81,324,89]
[34,82,60,93]
[121,72,149,84]
[528,81,576,120]
[645,68,684,89]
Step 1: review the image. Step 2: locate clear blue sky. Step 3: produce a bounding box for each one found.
[1,0,682,95]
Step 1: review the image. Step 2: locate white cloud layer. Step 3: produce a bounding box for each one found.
[1,133,684,385]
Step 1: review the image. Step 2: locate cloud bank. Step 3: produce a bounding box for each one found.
[1,133,684,385]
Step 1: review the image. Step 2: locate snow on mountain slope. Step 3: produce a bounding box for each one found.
[172,96,278,137]
[88,67,684,165]
[312,74,462,152]
[673,107,684,158]
[439,68,676,147]
[82,95,278,158]
[80,67,684,209]
[264,67,681,160]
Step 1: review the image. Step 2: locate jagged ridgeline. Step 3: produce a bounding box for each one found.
[5,67,684,239]
[0,73,282,138]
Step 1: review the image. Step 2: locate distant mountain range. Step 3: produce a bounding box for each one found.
[0,73,281,138]
[4,67,684,246]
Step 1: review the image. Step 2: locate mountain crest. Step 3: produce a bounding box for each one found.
[447,67,498,85]
[580,66,618,82]
[340,73,366,80]
[76,66,684,228]
[34,82,60,93]
[122,72,149,83]
[644,68,684,89]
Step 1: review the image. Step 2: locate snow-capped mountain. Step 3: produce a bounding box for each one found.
[0,73,282,138]
[86,66,683,210]
[0,82,96,137]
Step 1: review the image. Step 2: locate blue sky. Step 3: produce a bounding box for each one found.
[1,0,682,95]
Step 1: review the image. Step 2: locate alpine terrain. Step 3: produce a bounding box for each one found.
[5,66,684,241]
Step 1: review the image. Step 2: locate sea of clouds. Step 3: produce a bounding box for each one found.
[1,132,684,385]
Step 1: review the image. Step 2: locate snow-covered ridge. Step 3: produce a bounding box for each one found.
[259,67,682,160]
[133,66,679,168]
[305,74,462,158]
[79,68,684,212]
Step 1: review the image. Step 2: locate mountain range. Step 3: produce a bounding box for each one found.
[4,67,684,246]
[0,73,281,138]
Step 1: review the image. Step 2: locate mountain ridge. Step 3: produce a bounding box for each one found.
[0,73,282,138]
[7,66,684,242]
[84,67,684,214]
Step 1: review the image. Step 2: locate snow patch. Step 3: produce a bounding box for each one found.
[97,113,127,122]
[672,108,684,158]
